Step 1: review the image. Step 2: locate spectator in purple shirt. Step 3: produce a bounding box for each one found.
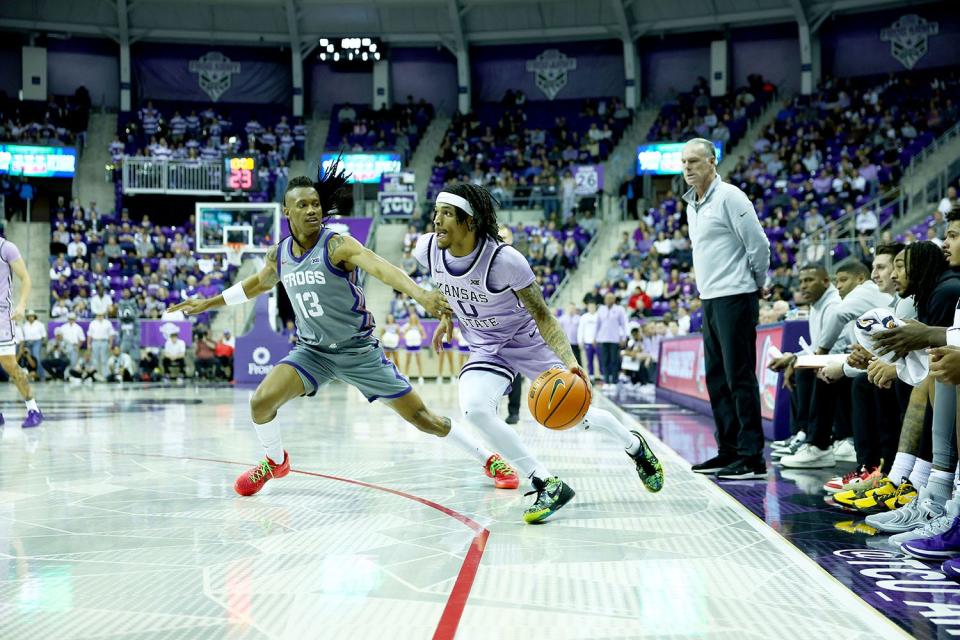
[595,293,627,385]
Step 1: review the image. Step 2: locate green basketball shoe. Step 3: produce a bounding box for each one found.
[523,476,575,524]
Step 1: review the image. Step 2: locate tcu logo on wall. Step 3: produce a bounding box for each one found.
[880,15,939,70]
[526,50,577,100]
[189,52,242,102]
[378,193,417,218]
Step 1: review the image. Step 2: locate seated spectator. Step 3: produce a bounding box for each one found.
[215,330,235,380]
[106,345,136,382]
[162,330,187,379]
[194,329,219,380]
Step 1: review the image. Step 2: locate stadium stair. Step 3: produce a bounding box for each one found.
[74,112,118,215]
[552,219,639,309]
[894,120,960,231]
[412,116,452,207]
[602,107,658,198]
[718,97,784,178]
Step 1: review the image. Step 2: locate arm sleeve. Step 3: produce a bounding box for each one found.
[948,298,960,346]
[488,246,537,291]
[726,189,770,289]
[1,241,21,264]
[412,233,432,269]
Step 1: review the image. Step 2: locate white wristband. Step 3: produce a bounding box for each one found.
[222,283,249,306]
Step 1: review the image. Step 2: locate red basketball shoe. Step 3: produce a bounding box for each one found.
[484,454,519,489]
[234,451,290,496]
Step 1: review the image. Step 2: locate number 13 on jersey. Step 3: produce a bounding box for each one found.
[295,291,325,318]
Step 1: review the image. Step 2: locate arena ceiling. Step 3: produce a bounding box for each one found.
[0,0,941,50]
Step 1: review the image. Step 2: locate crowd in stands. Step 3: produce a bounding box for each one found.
[7,308,237,385]
[647,74,776,151]
[47,198,238,323]
[111,100,305,202]
[0,87,92,147]
[428,94,631,219]
[328,96,435,163]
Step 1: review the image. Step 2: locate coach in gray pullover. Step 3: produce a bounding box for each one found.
[682,138,771,480]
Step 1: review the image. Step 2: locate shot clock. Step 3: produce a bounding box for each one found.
[224,156,256,191]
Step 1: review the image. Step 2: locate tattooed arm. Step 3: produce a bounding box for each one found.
[516,283,578,370]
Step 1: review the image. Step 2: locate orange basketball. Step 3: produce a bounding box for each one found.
[527,368,591,430]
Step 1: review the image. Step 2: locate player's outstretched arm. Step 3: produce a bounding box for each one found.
[167,245,281,316]
[516,283,582,377]
[327,234,451,318]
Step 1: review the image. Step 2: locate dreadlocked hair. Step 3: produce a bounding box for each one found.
[315,154,353,217]
[443,183,502,242]
[904,240,947,322]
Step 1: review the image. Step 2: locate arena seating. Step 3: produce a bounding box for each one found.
[325,98,435,162]
[427,96,631,210]
[0,89,91,146]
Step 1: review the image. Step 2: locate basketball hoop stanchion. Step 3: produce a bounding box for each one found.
[225,243,245,268]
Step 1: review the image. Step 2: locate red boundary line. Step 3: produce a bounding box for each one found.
[65,449,488,640]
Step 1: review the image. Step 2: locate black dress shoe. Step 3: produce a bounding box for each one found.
[506,414,520,425]
[691,454,739,474]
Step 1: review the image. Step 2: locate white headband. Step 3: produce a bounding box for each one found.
[436,192,474,217]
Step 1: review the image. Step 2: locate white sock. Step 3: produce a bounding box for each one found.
[927,469,955,505]
[459,370,551,484]
[442,419,494,465]
[580,407,641,455]
[909,459,933,488]
[888,452,916,486]
[253,419,285,463]
[25,398,39,413]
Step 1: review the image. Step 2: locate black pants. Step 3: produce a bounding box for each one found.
[850,374,902,472]
[701,292,764,461]
[507,373,523,418]
[599,342,621,384]
[791,368,815,436]
[572,344,582,367]
[831,377,853,442]
[806,376,842,450]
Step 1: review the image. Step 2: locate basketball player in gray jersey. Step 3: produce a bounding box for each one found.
[417,183,664,523]
[169,164,520,496]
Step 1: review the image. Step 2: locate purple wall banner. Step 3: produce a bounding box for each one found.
[471,40,624,103]
[133,44,291,105]
[390,47,458,115]
[573,165,603,196]
[234,297,292,385]
[47,319,193,348]
[278,217,373,246]
[821,6,959,78]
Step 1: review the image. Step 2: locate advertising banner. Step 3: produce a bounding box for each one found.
[0,145,77,178]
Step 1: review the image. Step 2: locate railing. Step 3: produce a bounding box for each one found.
[904,119,960,178]
[122,157,224,195]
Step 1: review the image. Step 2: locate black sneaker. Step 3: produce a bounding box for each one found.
[691,454,739,474]
[628,430,664,492]
[716,458,768,480]
[523,476,575,523]
[505,414,520,425]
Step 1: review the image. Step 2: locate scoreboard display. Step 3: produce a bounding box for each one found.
[224,156,256,191]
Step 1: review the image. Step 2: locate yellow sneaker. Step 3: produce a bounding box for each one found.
[835,474,891,506]
[881,481,918,512]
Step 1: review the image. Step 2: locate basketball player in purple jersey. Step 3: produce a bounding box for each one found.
[169,165,519,496]
[0,238,43,428]
[417,183,664,523]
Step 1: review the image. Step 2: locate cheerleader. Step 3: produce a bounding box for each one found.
[379,314,401,366]
[401,312,427,384]
[453,322,470,371]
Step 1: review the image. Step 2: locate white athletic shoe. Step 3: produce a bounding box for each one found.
[831,438,857,463]
[780,444,836,469]
[888,508,954,546]
[871,488,944,534]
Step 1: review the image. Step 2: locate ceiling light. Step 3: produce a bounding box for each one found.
[334,52,340,61]
[319,38,328,47]
[362,38,370,46]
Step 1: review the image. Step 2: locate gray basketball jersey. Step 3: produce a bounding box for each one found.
[276,229,374,349]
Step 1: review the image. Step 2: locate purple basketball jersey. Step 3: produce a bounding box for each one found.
[416,233,562,382]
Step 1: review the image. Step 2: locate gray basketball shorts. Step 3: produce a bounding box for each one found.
[280,338,413,403]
